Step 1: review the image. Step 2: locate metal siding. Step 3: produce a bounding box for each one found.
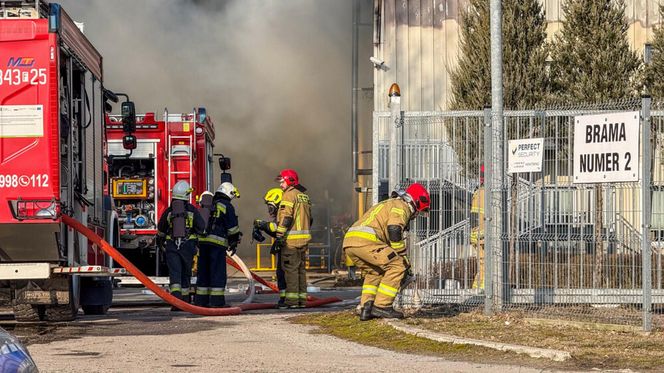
[374,0,664,114]
[84,73,95,216]
[94,79,104,222]
[408,0,422,111]
[421,0,434,111]
[396,0,410,109]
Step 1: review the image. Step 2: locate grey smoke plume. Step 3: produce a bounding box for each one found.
[59,0,353,256]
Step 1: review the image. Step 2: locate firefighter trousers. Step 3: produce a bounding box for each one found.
[280,245,307,306]
[165,239,197,301]
[195,242,228,307]
[276,251,286,300]
[344,244,406,308]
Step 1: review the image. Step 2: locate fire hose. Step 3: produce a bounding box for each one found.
[63,215,341,315]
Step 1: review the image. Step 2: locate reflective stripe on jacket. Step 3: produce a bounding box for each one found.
[276,186,312,248]
[202,197,239,247]
[343,198,413,254]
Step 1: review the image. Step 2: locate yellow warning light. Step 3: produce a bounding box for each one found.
[388,83,401,97]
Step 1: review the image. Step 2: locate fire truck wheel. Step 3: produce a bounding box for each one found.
[82,304,110,315]
[13,304,45,322]
[44,304,77,322]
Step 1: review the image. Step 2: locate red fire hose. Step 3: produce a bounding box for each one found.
[225,254,342,305]
[63,215,341,314]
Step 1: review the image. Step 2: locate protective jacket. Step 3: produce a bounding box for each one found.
[343,198,413,254]
[276,185,312,248]
[200,194,241,248]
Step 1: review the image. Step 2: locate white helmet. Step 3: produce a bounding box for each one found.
[216,182,240,200]
[172,180,193,201]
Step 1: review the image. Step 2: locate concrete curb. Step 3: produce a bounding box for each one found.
[384,320,572,362]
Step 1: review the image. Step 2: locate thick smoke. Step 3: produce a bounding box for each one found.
[59,0,353,256]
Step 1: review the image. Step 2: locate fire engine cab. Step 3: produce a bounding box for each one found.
[105,107,219,276]
[0,1,118,321]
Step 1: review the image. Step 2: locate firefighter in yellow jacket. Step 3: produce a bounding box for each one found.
[274,169,312,309]
[343,182,430,320]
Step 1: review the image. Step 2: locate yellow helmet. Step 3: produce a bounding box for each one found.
[264,188,283,206]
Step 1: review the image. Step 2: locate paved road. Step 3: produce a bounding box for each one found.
[26,308,549,373]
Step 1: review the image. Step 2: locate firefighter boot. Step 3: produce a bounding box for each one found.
[210,295,228,308]
[170,292,185,312]
[371,305,404,319]
[360,301,374,321]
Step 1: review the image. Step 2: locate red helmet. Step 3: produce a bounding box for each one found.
[405,183,430,213]
[275,169,299,186]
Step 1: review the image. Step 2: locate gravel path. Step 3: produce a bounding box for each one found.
[27,310,551,373]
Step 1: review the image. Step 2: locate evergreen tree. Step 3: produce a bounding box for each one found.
[449,0,549,285]
[450,0,549,110]
[644,6,664,99]
[549,0,641,289]
[549,0,640,102]
[448,0,549,174]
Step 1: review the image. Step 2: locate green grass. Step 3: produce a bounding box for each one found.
[291,311,559,369]
[292,311,664,371]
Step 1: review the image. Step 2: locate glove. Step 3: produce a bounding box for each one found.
[403,255,413,277]
[227,244,237,257]
[275,236,286,248]
[269,240,281,255]
[270,236,286,255]
[252,226,266,243]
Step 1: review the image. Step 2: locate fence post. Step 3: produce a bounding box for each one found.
[483,107,494,315]
[641,96,652,332]
[389,89,401,192]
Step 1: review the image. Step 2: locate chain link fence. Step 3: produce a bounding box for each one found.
[374,98,664,330]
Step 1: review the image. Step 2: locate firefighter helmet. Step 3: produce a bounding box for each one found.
[172,181,193,201]
[217,182,240,200]
[405,183,430,213]
[275,169,299,186]
[264,188,283,206]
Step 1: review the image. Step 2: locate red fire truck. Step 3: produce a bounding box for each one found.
[105,107,220,276]
[0,1,120,321]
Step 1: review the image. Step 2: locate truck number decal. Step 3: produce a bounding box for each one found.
[0,174,49,188]
[0,69,47,86]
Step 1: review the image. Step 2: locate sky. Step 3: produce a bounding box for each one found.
[59,0,354,256]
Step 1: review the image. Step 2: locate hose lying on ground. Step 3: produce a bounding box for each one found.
[64,215,242,316]
[63,215,342,314]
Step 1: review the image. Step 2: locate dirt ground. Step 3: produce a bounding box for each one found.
[21,307,554,373]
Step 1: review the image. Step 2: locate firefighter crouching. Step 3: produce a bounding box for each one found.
[253,188,287,307]
[195,182,242,308]
[343,183,430,320]
[156,181,206,310]
[274,169,312,309]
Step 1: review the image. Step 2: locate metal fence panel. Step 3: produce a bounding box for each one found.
[374,99,663,330]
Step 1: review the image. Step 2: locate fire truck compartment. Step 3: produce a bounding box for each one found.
[0,223,60,261]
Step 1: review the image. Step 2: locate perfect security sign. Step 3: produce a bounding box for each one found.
[508,138,544,174]
[573,111,639,184]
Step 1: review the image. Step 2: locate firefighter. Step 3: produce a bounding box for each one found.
[253,187,287,307]
[472,165,486,289]
[156,181,206,310]
[195,182,242,308]
[274,169,312,309]
[343,182,430,320]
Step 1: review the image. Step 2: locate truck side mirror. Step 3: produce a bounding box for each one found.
[121,101,136,133]
[122,134,137,150]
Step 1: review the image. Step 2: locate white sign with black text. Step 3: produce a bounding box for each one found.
[508,138,544,174]
[573,111,639,184]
